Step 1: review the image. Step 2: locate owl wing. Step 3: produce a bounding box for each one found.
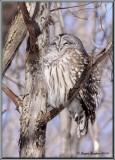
[79,67,101,124]
[65,49,101,136]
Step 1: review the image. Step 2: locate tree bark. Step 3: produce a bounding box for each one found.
[19,2,50,157]
[2,11,26,76]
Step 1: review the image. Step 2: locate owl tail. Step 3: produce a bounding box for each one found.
[75,111,88,138]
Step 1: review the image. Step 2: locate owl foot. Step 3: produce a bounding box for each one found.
[75,111,88,138]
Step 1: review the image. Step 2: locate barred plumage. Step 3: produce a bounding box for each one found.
[43,33,101,137]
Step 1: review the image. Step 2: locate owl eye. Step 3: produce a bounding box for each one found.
[51,42,56,46]
[63,42,68,45]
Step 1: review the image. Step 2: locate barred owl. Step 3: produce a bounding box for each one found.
[43,33,101,137]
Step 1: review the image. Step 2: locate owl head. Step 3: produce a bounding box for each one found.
[49,33,87,54]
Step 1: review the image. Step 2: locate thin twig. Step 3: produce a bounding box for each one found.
[68,3,105,21]
[2,109,7,115]
[2,84,23,111]
[100,17,109,44]
[99,116,112,133]
[75,2,102,12]
[50,2,92,12]
[5,75,24,88]
[69,1,102,19]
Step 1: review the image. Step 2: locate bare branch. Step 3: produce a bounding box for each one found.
[2,109,7,115]
[2,11,26,77]
[50,2,92,12]
[75,2,102,12]
[5,75,24,88]
[50,3,64,36]
[20,3,41,53]
[2,84,23,111]
[67,2,103,21]
[99,116,112,133]
[68,42,112,102]
[37,106,64,126]
[92,42,112,67]
[56,3,64,29]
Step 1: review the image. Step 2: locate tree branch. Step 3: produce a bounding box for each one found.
[68,42,112,102]
[99,116,112,133]
[19,3,50,157]
[5,75,24,88]
[50,2,92,12]
[20,3,41,53]
[2,84,23,112]
[37,106,64,126]
[2,109,7,115]
[2,11,26,77]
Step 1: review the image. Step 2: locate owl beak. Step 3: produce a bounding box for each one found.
[57,46,60,52]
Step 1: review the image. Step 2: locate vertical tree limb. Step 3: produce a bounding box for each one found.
[19,2,50,157]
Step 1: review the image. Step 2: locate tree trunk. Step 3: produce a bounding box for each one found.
[19,2,50,157]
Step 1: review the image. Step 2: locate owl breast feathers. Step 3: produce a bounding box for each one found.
[43,33,101,137]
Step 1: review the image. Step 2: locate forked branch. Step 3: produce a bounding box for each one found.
[20,3,41,53]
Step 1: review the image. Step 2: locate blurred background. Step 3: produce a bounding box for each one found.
[2,2,113,158]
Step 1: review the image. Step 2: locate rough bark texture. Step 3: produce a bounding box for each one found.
[2,11,26,76]
[19,3,50,157]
